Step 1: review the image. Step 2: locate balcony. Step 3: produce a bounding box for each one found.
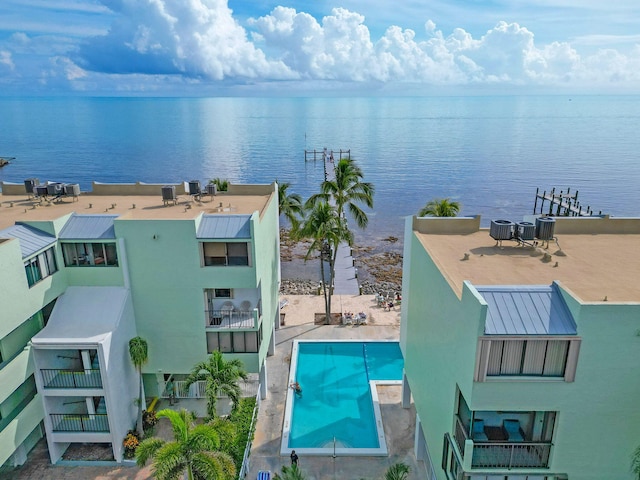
[41,369,102,389]
[205,308,258,329]
[454,415,552,469]
[50,413,109,432]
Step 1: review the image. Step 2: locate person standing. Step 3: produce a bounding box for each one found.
[290,450,299,466]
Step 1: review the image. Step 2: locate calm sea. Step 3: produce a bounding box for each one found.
[1,96,639,249]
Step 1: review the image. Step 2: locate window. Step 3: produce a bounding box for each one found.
[213,289,232,298]
[475,337,580,382]
[62,242,118,267]
[206,330,261,353]
[24,246,58,287]
[202,242,250,266]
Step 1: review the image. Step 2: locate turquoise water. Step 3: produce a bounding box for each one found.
[2,96,639,246]
[289,341,403,449]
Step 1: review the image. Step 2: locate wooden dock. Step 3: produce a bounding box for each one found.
[304,148,350,162]
[533,187,602,217]
[310,147,360,295]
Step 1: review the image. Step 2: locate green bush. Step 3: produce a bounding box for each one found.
[227,397,257,471]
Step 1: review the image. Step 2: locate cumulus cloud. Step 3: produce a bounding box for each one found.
[2,0,639,93]
[76,0,294,80]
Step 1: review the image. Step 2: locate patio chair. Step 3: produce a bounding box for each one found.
[472,419,488,441]
[502,419,525,442]
[257,471,271,480]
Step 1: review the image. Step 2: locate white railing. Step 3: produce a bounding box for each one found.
[162,377,260,399]
[238,388,261,479]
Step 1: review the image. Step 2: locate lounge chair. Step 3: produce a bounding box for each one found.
[472,419,488,441]
[257,471,271,480]
[502,419,525,442]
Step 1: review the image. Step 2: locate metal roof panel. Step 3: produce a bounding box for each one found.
[59,214,117,239]
[0,223,56,258]
[196,215,251,239]
[477,284,577,335]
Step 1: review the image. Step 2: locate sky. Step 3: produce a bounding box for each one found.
[0,0,639,96]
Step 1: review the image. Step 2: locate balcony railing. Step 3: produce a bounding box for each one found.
[50,413,109,432]
[472,442,551,468]
[162,378,260,399]
[205,309,257,329]
[454,415,551,469]
[41,369,103,389]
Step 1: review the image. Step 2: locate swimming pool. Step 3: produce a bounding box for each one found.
[281,340,404,456]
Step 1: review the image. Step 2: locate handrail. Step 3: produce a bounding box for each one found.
[471,441,552,468]
[50,413,110,432]
[205,308,258,329]
[41,368,103,389]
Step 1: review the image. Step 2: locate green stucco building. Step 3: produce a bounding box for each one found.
[400,214,640,480]
[0,180,280,467]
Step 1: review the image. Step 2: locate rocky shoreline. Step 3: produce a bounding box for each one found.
[279,229,403,296]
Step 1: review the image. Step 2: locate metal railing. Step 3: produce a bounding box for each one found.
[238,388,261,479]
[453,416,467,458]
[41,369,103,389]
[471,441,551,468]
[205,309,257,329]
[50,413,110,432]
[164,378,260,399]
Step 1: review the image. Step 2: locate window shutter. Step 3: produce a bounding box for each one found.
[522,340,546,375]
[203,242,226,256]
[563,338,581,382]
[501,340,524,374]
[543,340,569,376]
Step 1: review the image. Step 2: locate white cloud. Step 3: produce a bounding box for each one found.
[77,0,294,80]
[0,51,15,70]
[1,0,639,93]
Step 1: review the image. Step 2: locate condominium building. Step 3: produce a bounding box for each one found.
[0,180,280,466]
[400,214,640,480]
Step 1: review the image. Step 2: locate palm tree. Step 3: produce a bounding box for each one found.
[308,157,374,229]
[184,350,248,418]
[129,336,148,437]
[384,462,410,480]
[294,200,350,324]
[209,178,229,192]
[632,445,640,479]
[418,198,461,217]
[136,408,236,480]
[273,464,307,480]
[277,180,303,229]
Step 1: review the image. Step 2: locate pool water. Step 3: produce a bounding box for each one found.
[287,341,403,451]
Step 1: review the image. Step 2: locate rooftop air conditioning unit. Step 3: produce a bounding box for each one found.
[535,217,556,240]
[490,219,514,241]
[188,180,201,195]
[515,221,536,241]
[162,185,176,201]
[46,183,63,196]
[64,183,80,196]
[206,183,217,196]
[34,185,49,197]
[24,178,39,194]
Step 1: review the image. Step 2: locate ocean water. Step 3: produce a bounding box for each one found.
[1,96,639,248]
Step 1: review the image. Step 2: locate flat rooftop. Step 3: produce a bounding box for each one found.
[0,182,274,231]
[414,216,640,303]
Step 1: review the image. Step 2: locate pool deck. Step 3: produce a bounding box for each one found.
[249,294,424,480]
[1,294,422,480]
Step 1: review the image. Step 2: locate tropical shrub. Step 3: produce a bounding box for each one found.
[123,430,140,459]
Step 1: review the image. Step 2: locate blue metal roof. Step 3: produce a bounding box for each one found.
[0,223,56,258]
[476,284,577,335]
[197,215,251,239]
[59,214,117,239]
